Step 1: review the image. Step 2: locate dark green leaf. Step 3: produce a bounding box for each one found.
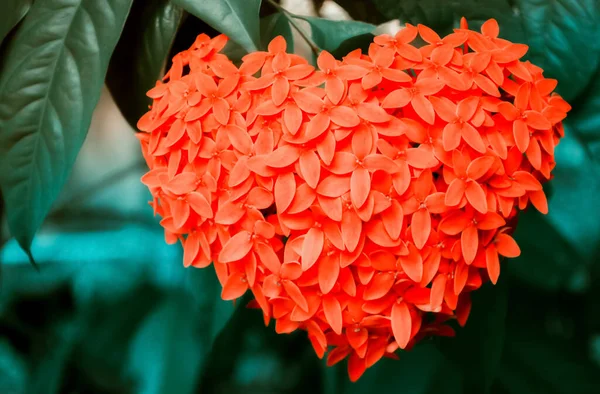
[372,0,456,33]
[27,321,81,394]
[342,343,451,393]
[331,0,389,25]
[0,339,27,394]
[440,279,509,393]
[515,0,600,101]
[126,268,235,394]
[0,0,32,45]
[107,0,182,129]
[295,16,375,53]
[497,285,600,394]
[173,0,262,52]
[185,265,236,343]
[513,209,585,292]
[127,296,203,394]
[260,12,294,52]
[0,0,134,259]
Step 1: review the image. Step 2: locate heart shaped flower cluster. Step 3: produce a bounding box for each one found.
[137,18,570,380]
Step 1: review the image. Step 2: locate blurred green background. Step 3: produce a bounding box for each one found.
[2,0,600,393]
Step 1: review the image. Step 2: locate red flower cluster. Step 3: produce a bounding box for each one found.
[137,18,569,380]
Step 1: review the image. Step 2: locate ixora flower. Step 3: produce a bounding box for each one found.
[137,18,569,381]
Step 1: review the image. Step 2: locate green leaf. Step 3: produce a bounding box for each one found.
[440,279,509,393]
[107,0,182,130]
[295,16,375,53]
[260,12,294,52]
[127,267,236,394]
[127,296,203,394]
[0,0,134,259]
[342,343,452,393]
[496,285,600,394]
[330,0,389,25]
[185,265,236,342]
[514,0,600,101]
[173,0,262,52]
[512,209,585,292]
[0,339,27,394]
[0,0,32,45]
[371,0,456,32]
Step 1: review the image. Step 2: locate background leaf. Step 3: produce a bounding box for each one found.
[127,296,205,394]
[173,0,262,52]
[0,0,33,45]
[514,0,600,102]
[295,16,375,52]
[440,279,509,393]
[0,0,133,259]
[260,12,294,52]
[107,0,182,130]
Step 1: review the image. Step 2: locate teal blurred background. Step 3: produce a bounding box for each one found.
[2,1,600,393]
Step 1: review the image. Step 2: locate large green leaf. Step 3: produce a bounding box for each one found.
[173,0,262,52]
[295,16,375,53]
[0,0,33,45]
[127,296,204,394]
[330,0,388,25]
[514,0,600,102]
[341,344,454,393]
[0,0,133,260]
[440,279,509,393]
[496,284,600,394]
[107,0,182,130]
[127,268,236,394]
[260,12,294,52]
[185,266,236,343]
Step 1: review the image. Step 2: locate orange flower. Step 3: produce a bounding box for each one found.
[137,19,569,381]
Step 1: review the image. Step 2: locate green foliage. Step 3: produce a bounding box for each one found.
[173,0,262,52]
[107,0,183,129]
[441,279,509,393]
[296,16,375,53]
[0,0,32,45]
[0,0,133,261]
[260,12,294,52]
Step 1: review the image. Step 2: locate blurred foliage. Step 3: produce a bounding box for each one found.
[1,0,600,393]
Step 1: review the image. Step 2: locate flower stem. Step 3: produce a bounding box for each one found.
[265,0,321,56]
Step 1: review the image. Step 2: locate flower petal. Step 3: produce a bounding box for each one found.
[318,253,340,294]
[496,233,521,257]
[382,200,403,240]
[399,243,423,282]
[323,295,343,334]
[465,181,488,213]
[221,272,248,300]
[351,167,371,208]
[461,225,478,264]
[411,208,431,249]
[274,172,296,213]
[391,301,412,349]
[299,150,321,189]
[188,192,213,218]
[302,227,324,271]
[219,231,253,263]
